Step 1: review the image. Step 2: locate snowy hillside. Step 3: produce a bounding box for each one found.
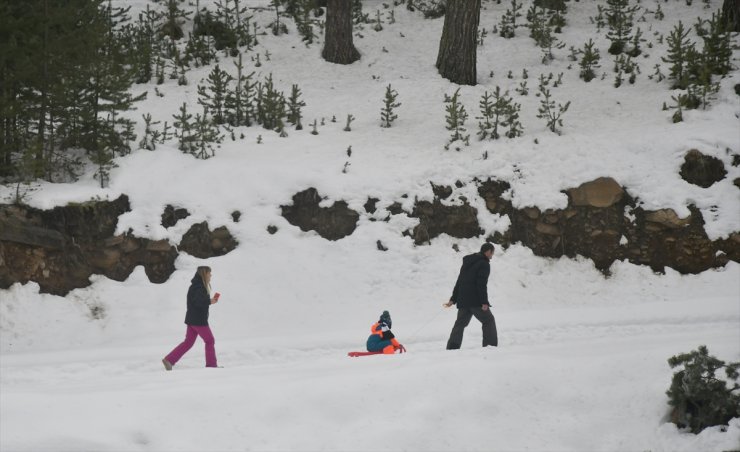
[1,1,739,451]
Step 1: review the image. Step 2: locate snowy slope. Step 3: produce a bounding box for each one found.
[1,1,739,451]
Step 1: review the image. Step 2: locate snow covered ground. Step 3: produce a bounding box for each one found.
[1,1,739,451]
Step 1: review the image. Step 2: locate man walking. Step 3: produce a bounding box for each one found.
[444,243,498,349]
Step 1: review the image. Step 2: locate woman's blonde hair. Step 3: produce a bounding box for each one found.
[196,266,212,295]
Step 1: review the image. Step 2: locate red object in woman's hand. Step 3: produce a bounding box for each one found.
[214,292,221,301]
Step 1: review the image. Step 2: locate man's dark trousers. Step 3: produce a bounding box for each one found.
[446,306,498,349]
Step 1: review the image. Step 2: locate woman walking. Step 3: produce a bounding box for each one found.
[162,266,220,370]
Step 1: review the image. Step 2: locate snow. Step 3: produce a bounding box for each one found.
[2,1,740,451]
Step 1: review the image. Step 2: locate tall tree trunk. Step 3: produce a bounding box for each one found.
[36,0,49,178]
[722,0,740,32]
[322,0,359,64]
[436,0,481,86]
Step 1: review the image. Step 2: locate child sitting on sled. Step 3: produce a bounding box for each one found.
[367,311,406,354]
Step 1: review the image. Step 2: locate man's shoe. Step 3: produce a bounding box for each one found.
[162,358,173,371]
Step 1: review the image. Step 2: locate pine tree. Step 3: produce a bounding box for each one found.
[160,0,191,40]
[605,0,639,55]
[662,21,696,89]
[504,100,524,139]
[697,11,732,76]
[477,89,502,140]
[287,84,306,130]
[536,74,570,134]
[579,39,601,82]
[197,64,233,125]
[528,6,564,63]
[444,88,470,150]
[666,346,740,434]
[191,108,223,159]
[380,84,401,128]
[173,102,196,153]
[258,74,286,130]
[139,113,161,151]
[225,54,256,127]
[477,88,523,140]
[130,5,160,84]
[82,2,145,187]
[499,0,523,38]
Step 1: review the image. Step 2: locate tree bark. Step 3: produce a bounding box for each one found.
[436,0,481,86]
[322,0,360,64]
[722,0,740,32]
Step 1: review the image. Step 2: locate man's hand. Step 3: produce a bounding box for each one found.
[443,301,454,308]
[481,304,489,311]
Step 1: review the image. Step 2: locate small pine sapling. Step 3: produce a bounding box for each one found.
[477,90,497,140]
[373,10,383,31]
[173,102,196,153]
[287,84,306,130]
[191,107,223,159]
[197,64,234,125]
[444,88,470,150]
[668,93,684,123]
[654,3,664,20]
[381,84,401,128]
[536,74,570,134]
[579,39,601,82]
[515,80,529,96]
[666,345,740,434]
[662,21,695,89]
[650,64,666,82]
[344,114,355,132]
[591,5,606,31]
[605,0,640,55]
[499,0,523,38]
[504,101,524,139]
[139,113,162,151]
[696,11,732,76]
[477,87,520,140]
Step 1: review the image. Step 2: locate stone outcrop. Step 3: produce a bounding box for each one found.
[280,188,359,240]
[0,196,178,296]
[409,199,482,245]
[161,205,190,228]
[278,176,738,274]
[478,177,738,274]
[679,149,727,188]
[179,222,238,258]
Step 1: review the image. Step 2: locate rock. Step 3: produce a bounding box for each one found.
[567,177,624,208]
[161,205,190,228]
[0,195,179,296]
[645,209,691,229]
[478,179,512,216]
[679,149,727,188]
[410,199,482,245]
[536,222,561,236]
[431,183,453,200]
[179,222,238,258]
[280,188,359,241]
[364,197,379,214]
[523,207,540,220]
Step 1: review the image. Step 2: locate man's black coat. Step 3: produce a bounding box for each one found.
[450,252,491,308]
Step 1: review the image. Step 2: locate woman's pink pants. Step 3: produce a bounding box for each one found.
[165,325,217,367]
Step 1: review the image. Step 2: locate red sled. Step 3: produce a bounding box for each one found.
[347,351,384,357]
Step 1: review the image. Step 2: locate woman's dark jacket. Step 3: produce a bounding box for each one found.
[450,252,491,308]
[184,274,211,326]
